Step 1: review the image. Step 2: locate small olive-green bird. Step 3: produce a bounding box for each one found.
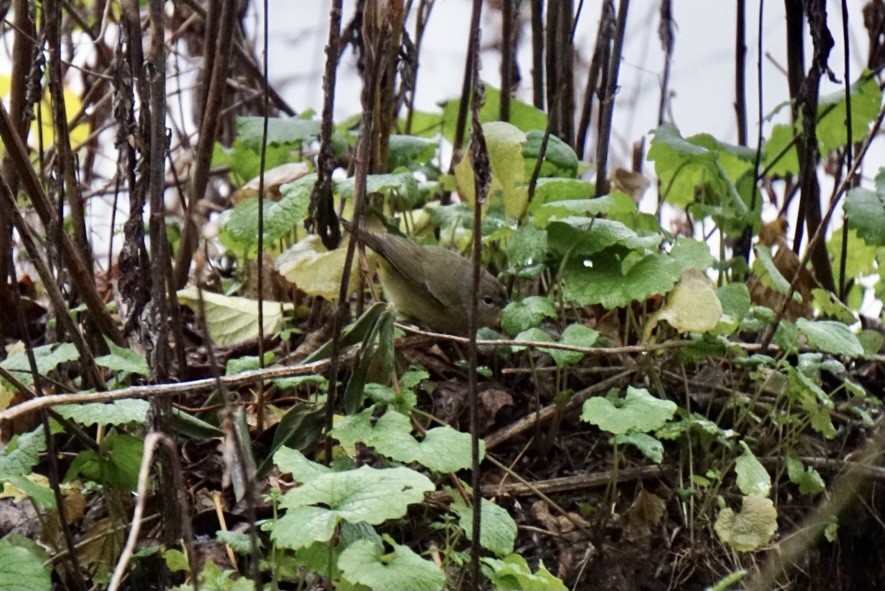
[343,220,508,335]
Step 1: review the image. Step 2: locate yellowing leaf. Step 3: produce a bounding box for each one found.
[655,268,723,335]
[455,121,528,219]
[275,235,366,300]
[0,74,90,149]
[714,495,778,552]
[176,287,293,346]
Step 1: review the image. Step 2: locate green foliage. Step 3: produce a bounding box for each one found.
[331,407,480,473]
[0,535,51,591]
[482,554,567,591]
[65,431,144,491]
[845,169,885,247]
[452,497,518,558]
[95,341,150,378]
[55,399,149,427]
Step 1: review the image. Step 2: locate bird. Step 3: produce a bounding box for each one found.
[342,219,508,335]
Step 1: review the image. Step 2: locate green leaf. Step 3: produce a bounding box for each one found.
[844,169,885,247]
[219,174,313,255]
[796,319,864,357]
[561,237,714,309]
[273,447,331,483]
[716,282,752,321]
[507,224,548,278]
[523,130,579,178]
[483,554,567,591]
[0,343,78,386]
[735,442,771,497]
[816,72,883,154]
[786,457,826,495]
[216,530,262,555]
[714,495,778,552]
[388,135,438,170]
[54,400,149,427]
[0,428,45,481]
[336,172,421,207]
[176,287,294,346]
[440,84,547,142]
[0,535,51,591]
[272,466,433,549]
[581,387,677,435]
[453,497,518,557]
[237,116,320,149]
[551,323,599,367]
[95,341,150,377]
[501,296,557,335]
[531,192,636,227]
[828,227,880,279]
[648,126,749,219]
[66,432,143,491]
[530,177,595,204]
[762,123,800,176]
[338,538,445,591]
[331,409,480,473]
[612,432,665,463]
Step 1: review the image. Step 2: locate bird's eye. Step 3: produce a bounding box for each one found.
[482,295,495,306]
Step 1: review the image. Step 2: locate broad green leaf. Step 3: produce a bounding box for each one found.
[612,432,665,463]
[507,224,548,277]
[273,447,331,482]
[844,170,885,247]
[561,237,714,309]
[331,409,480,473]
[0,535,51,591]
[501,296,557,335]
[0,343,78,386]
[531,192,636,226]
[714,495,778,552]
[716,282,752,320]
[551,323,599,367]
[236,116,320,149]
[522,130,579,178]
[762,123,800,176]
[336,172,421,207]
[828,227,879,279]
[272,466,432,549]
[483,554,567,591]
[530,177,595,204]
[55,400,149,427]
[0,428,45,480]
[735,442,771,497]
[388,135,438,169]
[216,530,262,555]
[786,457,826,495]
[94,341,150,377]
[176,287,294,346]
[816,73,883,154]
[439,84,547,141]
[581,386,677,435]
[65,433,143,491]
[338,538,445,591]
[648,126,749,222]
[796,319,864,358]
[454,498,518,557]
[547,217,661,258]
[219,174,313,254]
